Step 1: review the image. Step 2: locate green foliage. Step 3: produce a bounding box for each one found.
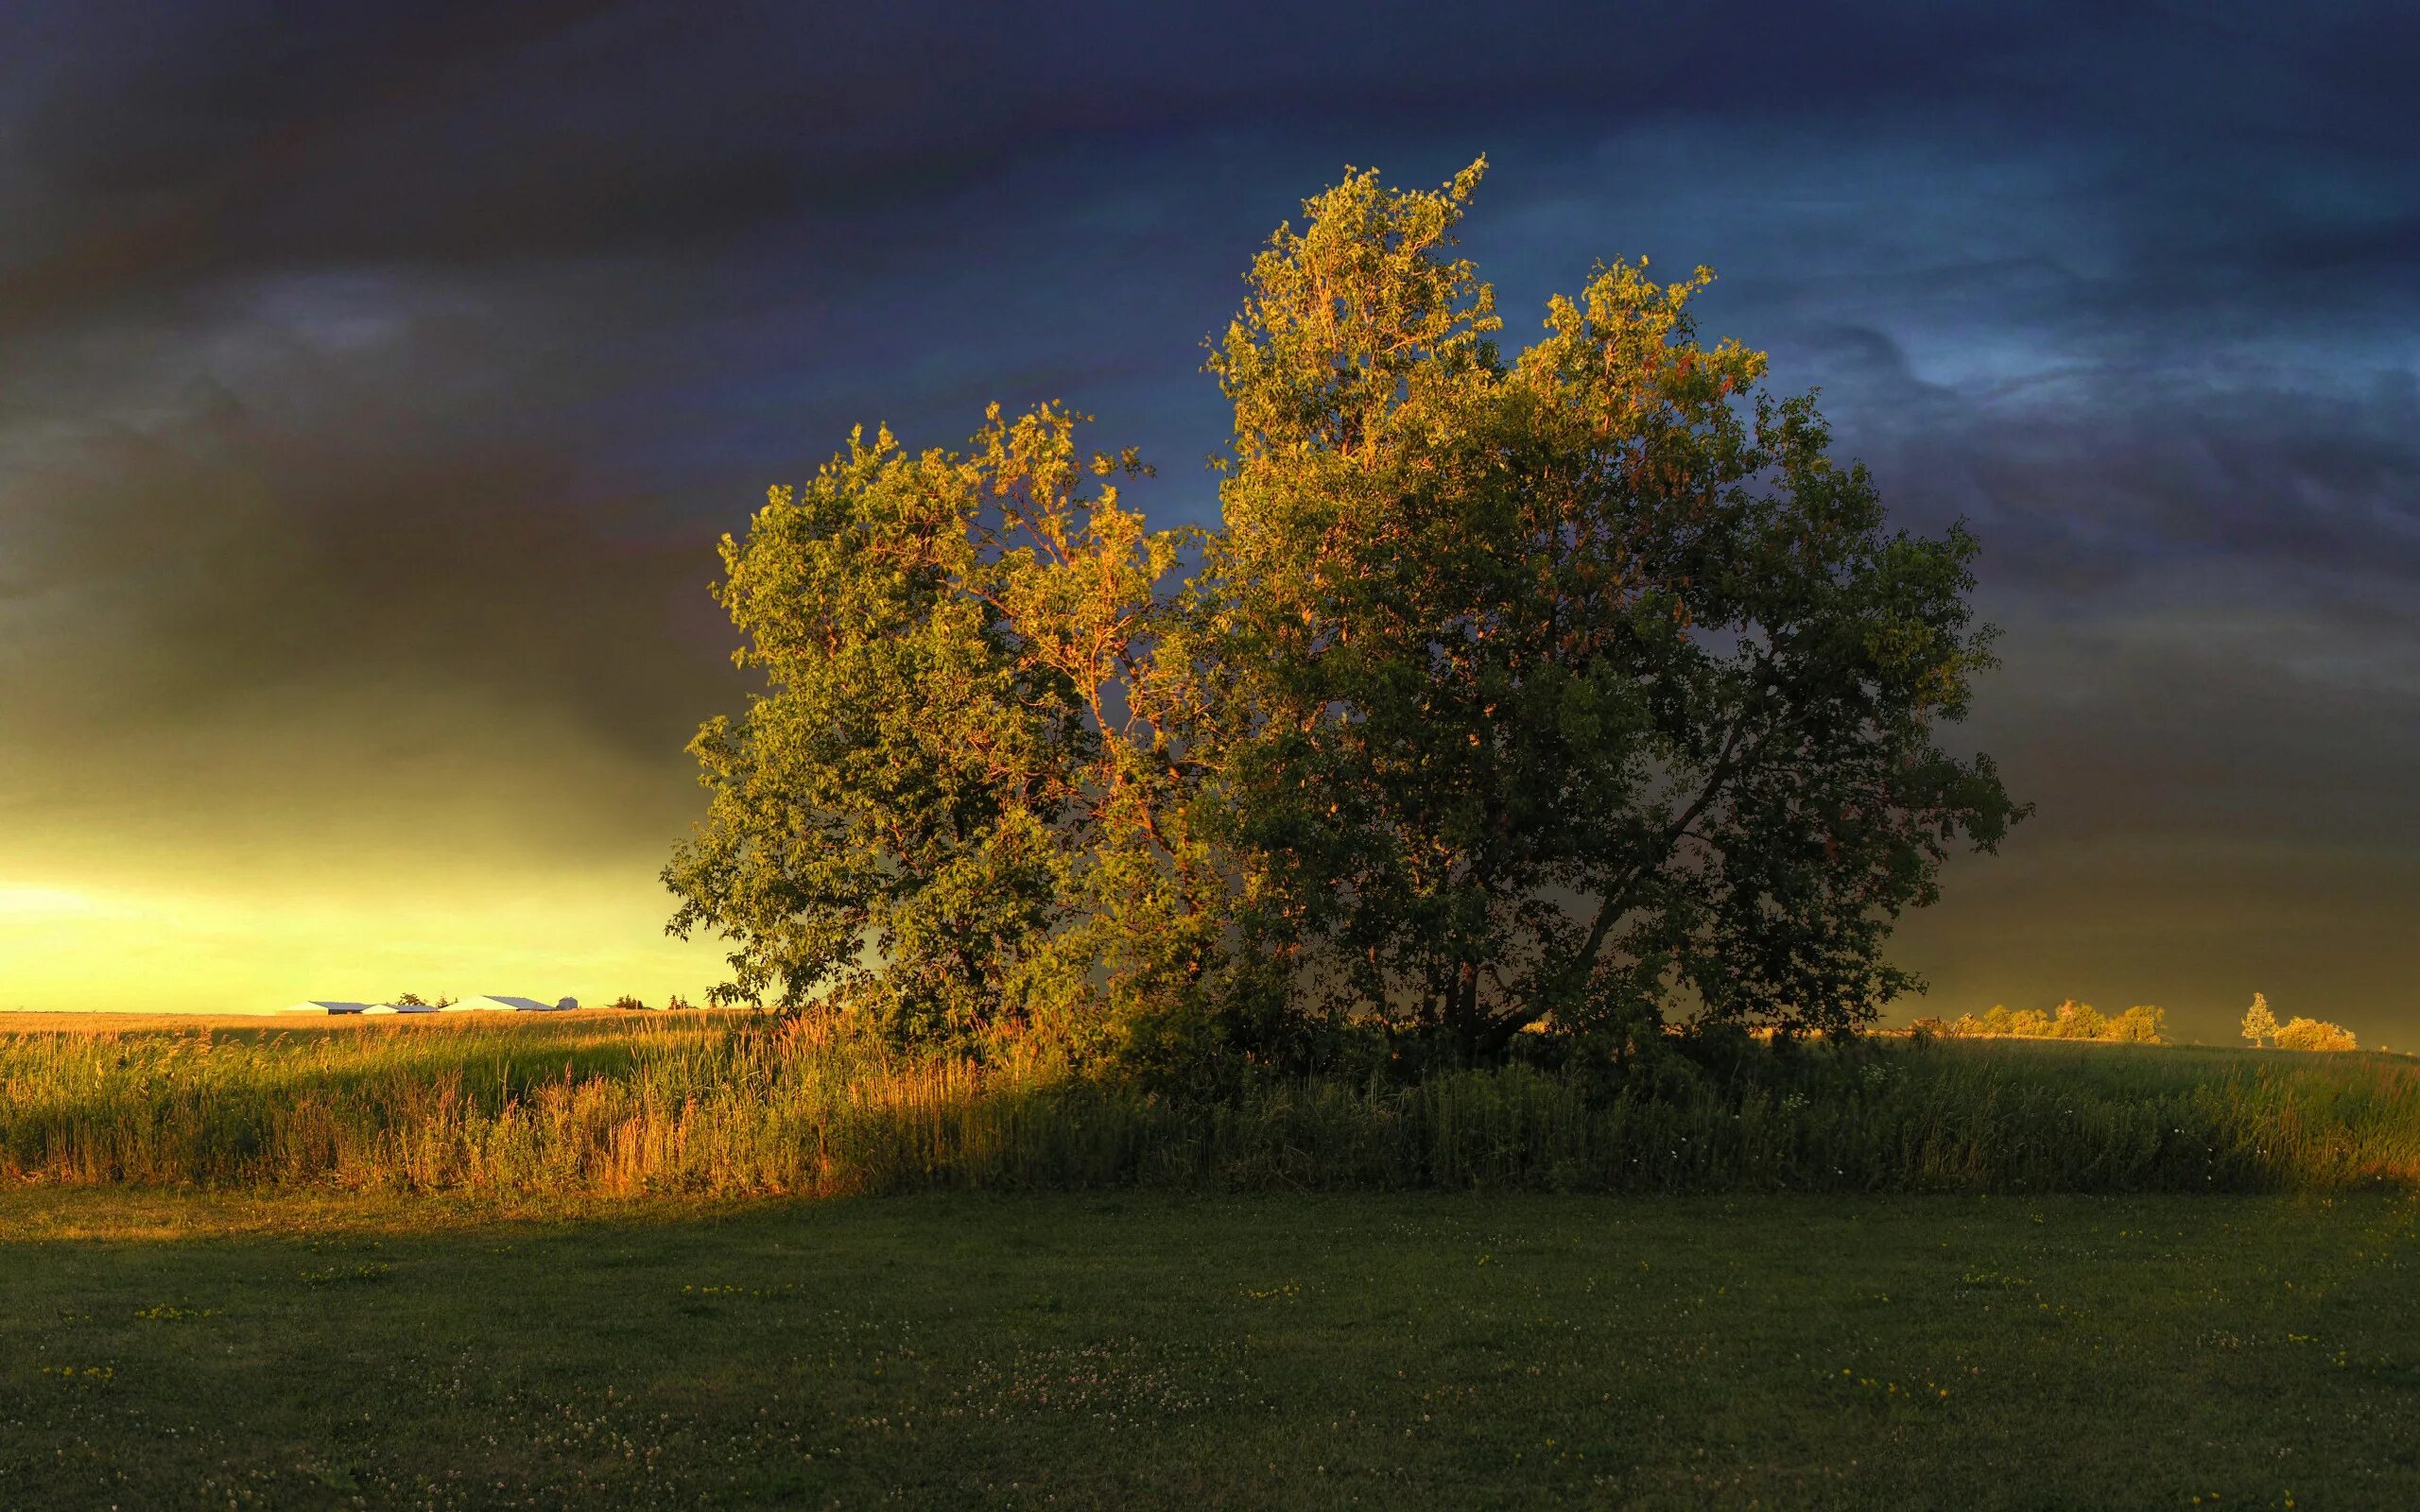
[666,160,2025,1062]
[1200,162,2022,1055]
[661,406,1215,1052]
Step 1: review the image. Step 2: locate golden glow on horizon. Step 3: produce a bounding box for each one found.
[0,700,2412,1028]
[0,684,734,1014]
[0,870,724,1015]
[0,884,126,919]
[4,836,2417,1029]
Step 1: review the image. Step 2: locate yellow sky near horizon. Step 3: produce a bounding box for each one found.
[0,662,738,1015]
[0,869,726,1014]
[8,834,2411,1042]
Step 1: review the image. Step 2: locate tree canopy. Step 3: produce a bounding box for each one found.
[666,160,2025,1067]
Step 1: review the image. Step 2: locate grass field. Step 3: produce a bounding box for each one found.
[5,1019,2416,1507]
[5,1014,2417,1197]
[2,1188,2413,1509]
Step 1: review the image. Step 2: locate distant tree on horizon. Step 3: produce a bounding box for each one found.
[1945,1000,2163,1043]
[2053,1000,2106,1039]
[2273,1015,2358,1053]
[2241,992,2277,1048]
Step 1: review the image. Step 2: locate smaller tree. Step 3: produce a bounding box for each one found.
[662,404,1206,1048]
[2241,992,2277,1048]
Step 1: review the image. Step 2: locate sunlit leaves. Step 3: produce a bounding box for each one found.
[1201,160,2025,1052]
[668,159,2024,1063]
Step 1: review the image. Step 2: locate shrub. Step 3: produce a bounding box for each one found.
[2273,1017,2358,1053]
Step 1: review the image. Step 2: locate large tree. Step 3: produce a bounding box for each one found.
[1199,161,2025,1054]
[666,160,2024,1059]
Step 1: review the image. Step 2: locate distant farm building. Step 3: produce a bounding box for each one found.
[281,995,570,1014]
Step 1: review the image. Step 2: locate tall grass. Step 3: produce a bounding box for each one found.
[2,1016,2415,1197]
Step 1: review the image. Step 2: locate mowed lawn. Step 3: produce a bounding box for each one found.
[0,1194,2413,1509]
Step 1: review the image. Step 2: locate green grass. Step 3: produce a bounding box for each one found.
[4,1016,2417,1196]
[1,1189,2414,1508]
[7,1025,2415,1504]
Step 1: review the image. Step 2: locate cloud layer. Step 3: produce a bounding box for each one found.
[3,1,2414,1030]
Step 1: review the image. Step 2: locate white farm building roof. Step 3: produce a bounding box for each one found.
[281,1001,375,1015]
[456,995,558,1012]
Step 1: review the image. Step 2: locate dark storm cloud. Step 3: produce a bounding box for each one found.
[3,0,2416,1024]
